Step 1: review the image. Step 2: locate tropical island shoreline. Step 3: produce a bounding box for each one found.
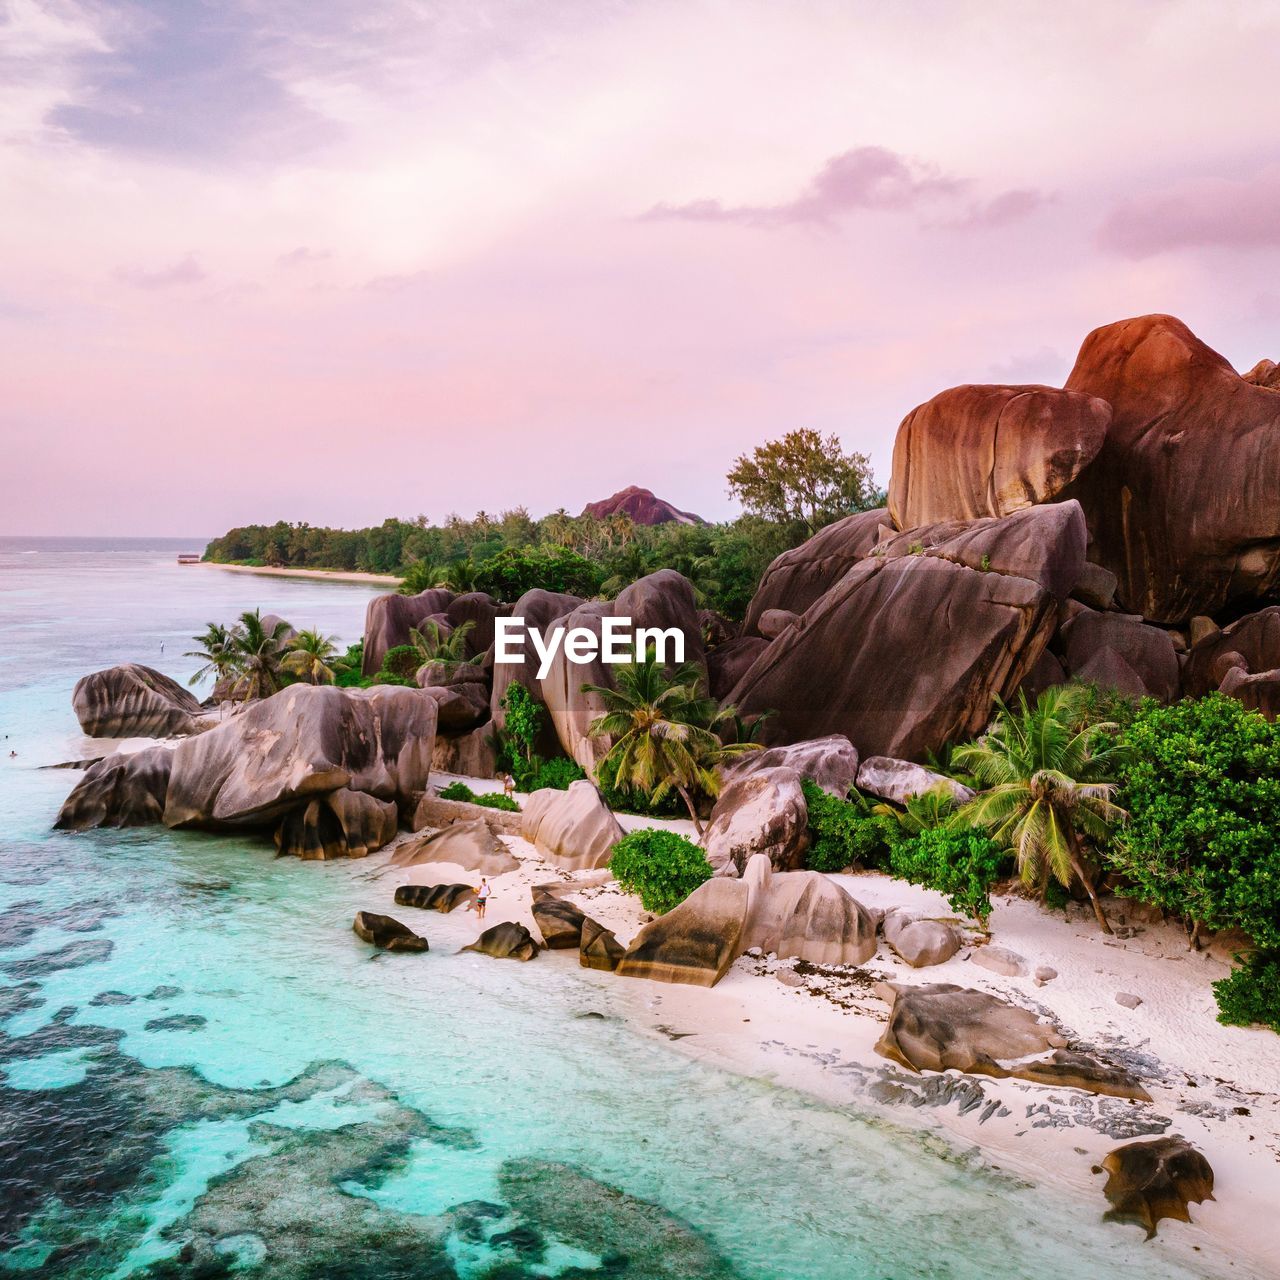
[198,561,404,587]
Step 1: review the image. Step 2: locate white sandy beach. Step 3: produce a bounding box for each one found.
[381,773,1280,1280]
[198,562,403,586]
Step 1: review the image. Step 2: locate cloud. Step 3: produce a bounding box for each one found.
[1098,166,1280,257]
[943,187,1051,230]
[114,254,206,289]
[641,145,964,227]
[278,246,331,267]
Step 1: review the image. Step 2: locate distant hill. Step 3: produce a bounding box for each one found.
[581,486,705,526]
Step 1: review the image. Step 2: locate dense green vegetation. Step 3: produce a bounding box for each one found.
[201,431,883,620]
[609,828,714,915]
[437,781,521,812]
[186,612,343,700]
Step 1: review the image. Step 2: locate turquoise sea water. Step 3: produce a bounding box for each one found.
[0,540,1239,1279]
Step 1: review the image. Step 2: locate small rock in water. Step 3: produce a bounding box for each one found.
[352,911,429,953]
[463,922,540,961]
[144,1014,207,1033]
[972,946,1027,978]
[1115,991,1143,1009]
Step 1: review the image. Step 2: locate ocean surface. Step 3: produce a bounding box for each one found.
[0,539,1231,1279]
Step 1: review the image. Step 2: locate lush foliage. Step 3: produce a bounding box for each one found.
[525,756,587,792]
[437,781,520,812]
[886,826,1009,927]
[726,428,881,535]
[954,685,1127,931]
[609,828,714,915]
[800,780,893,873]
[1212,952,1280,1033]
[470,546,603,601]
[1108,694,1280,953]
[185,610,299,701]
[376,645,422,684]
[409,619,480,669]
[281,629,340,685]
[585,649,759,832]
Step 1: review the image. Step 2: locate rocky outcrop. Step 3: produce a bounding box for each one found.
[579,917,625,971]
[431,724,499,777]
[163,685,437,829]
[743,508,886,635]
[618,853,875,985]
[1184,605,1280,697]
[1061,314,1280,623]
[361,588,454,676]
[701,767,809,876]
[72,664,203,738]
[394,883,475,912]
[882,910,962,967]
[389,818,519,876]
[352,911,429,952]
[463,922,540,961]
[417,663,491,731]
[731,552,1057,761]
[531,889,588,949]
[444,592,509,656]
[521,781,624,871]
[707,636,769,701]
[855,757,974,806]
[1059,611,1180,701]
[756,608,799,639]
[273,788,398,860]
[888,384,1110,530]
[1099,1137,1215,1239]
[1217,665,1280,720]
[54,746,173,830]
[581,485,704,526]
[723,735,859,796]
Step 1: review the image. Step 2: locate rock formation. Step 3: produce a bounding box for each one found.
[531,888,588,949]
[273,788,398,860]
[521,780,624,871]
[352,911,429,952]
[389,818,519,876]
[1099,1136,1215,1238]
[361,588,454,676]
[579,917,625,971]
[855,757,974,806]
[72,664,203,738]
[723,735,860,796]
[881,910,962,968]
[55,746,173,829]
[1058,610,1180,702]
[417,660,491,731]
[394,883,475,912]
[616,878,750,986]
[888,384,1110,529]
[444,591,509,656]
[707,636,769,700]
[1184,605,1280,698]
[463,921,541,961]
[701,767,809,876]
[581,485,704,526]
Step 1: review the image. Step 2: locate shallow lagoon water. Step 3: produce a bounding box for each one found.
[0,541,1235,1278]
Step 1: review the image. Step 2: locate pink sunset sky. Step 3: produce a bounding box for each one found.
[3,0,1280,535]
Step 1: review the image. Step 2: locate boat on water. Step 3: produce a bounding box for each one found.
[177,553,201,564]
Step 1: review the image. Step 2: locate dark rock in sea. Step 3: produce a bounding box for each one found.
[1099,1135,1215,1238]
[145,984,182,1000]
[394,883,475,913]
[273,787,399,860]
[90,991,137,1007]
[144,1014,208,1033]
[352,911,429,953]
[531,889,587,949]
[581,484,704,526]
[1061,313,1280,623]
[462,922,540,961]
[2,938,114,979]
[72,663,203,738]
[55,745,173,830]
[579,918,625,971]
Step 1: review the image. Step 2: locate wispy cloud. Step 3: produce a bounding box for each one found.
[641,146,964,227]
[277,246,331,267]
[1098,166,1280,257]
[943,187,1051,230]
[114,254,206,289]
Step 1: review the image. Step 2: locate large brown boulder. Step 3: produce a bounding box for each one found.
[163,685,437,829]
[701,767,809,877]
[463,922,540,961]
[1184,606,1280,696]
[1059,611,1180,701]
[55,746,173,830]
[417,663,491,731]
[707,636,769,701]
[389,818,519,876]
[722,735,859,796]
[1217,665,1280,720]
[273,788,398,860]
[530,888,589,949]
[431,725,499,777]
[742,509,886,636]
[445,592,510,656]
[521,780,624,871]
[352,911,428,952]
[1061,314,1280,623]
[856,757,974,806]
[579,917,625,971]
[881,910,961,968]
[394,882,475,912]
[729,553,1057,761]
[1099,1137,1215,1239]
[616,878,750,987]
[72,664,203,738]
[361,588,454,676]
[888,384,1110,530]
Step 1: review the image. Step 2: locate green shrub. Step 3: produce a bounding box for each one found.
[887,826,1009,926]
[1110,694,1280,953]
[801,780,893,872]
[437,780,520,812]
[610,828,713,915]
[595,754,684,817]
[438,781,476,802]
[398,561,438,595]
[529,757,587,791]
[472,546,603,601]
[1213,952,1280,1033]
[378,644,421,682]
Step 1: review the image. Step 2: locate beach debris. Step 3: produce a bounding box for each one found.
[394,883,475,913]
[882,909,962,968]
[352,911,428,953]
[521,780,624,871]
[463,922,540,961]
[1098,1135,1215,1238]
[274,787,397,860]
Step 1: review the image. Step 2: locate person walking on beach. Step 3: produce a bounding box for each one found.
[475,877,491,920]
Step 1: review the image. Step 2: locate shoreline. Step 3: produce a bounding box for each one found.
[196,561,403,586]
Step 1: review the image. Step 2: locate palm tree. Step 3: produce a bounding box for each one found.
[409,620,480,670]
[185,622,239,688]
[953,685,1128,933]
[229,609,292,702]
[585,650,760,834]
[283,629,340,685]
[875,782,959,836]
